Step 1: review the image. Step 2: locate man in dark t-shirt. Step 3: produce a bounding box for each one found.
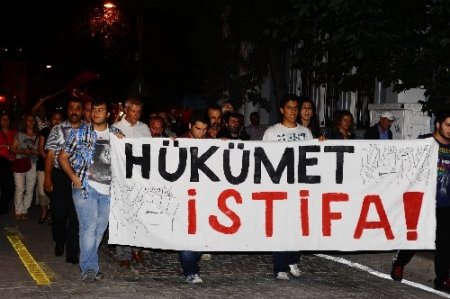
[391,109,450,293]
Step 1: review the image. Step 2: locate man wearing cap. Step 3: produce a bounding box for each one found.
[363,111,394,139]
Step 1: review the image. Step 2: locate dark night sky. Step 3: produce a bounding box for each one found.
[0,1,198,106]
[1,2,82,50]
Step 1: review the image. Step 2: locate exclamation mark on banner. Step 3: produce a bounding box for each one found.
[403,192,424,240]
[188,189,197,234]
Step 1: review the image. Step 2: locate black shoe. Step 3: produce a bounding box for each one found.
[66,256,79,264]
[55,244,64,256]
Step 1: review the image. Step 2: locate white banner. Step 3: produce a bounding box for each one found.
[109,137,438,251]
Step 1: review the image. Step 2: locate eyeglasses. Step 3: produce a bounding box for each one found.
[91,108,106,113]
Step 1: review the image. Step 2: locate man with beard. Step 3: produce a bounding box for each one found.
[390,109,450,293]
[217,111,250,140]
[206,104,223,138]
[44,98,83,264]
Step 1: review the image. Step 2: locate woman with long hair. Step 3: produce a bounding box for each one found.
[0,111,16,216]
[11,114,40,220]
[298,97,321,138]
[327,110,356,140]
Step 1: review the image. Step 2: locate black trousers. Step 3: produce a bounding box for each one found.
[394,207,450,283]
[50,168,79,259]
[0,157,14,215]
[435,207,450,283]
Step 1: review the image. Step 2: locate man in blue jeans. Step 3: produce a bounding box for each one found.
[178,109,211,283]
[59,98,123,283]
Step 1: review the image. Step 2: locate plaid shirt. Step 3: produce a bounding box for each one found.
[63,123,121,197]
[45,121,78,168]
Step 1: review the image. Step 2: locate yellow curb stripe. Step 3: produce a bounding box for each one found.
[6,232,51,285]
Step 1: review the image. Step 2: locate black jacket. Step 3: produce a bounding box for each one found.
[363,124,392,139]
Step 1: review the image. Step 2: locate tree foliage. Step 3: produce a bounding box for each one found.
[266,0,450,114]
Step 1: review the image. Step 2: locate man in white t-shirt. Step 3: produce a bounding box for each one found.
[113,97,150,138]
[59,98,123,283]
[113,97,150,267]
[263,93,313,280]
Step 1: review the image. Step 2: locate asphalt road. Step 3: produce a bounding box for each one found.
[0,204,447,299]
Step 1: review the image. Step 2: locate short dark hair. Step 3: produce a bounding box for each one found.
[224,111,241,123]
[207,104,222,114]
[68,97,83,106]
[279,93,299,109]
[92,98,111,113]
[189,109,209,126]
[435,109,450,126]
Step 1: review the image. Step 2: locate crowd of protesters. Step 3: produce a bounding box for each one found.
[1,92,450,293]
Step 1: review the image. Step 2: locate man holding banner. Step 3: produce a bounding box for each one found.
[263,93,313,280]
[59,98,123,283]
[113,97,150,267]
[391,109,450,293]
[178,109,210,283]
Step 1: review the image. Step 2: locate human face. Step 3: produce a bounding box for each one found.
[437,118,450,142]
[280,100,299,127]
[91,104,109,125]
[125,104,142,125]
[150,119,164,137]
[1,114,10,130]
[25,115,36,130]
[83,101,92,123]
[190,121,208,139]
[227,116,241,134]
[208,108,222,130]
[379,117,393,131]
[300,102,313,122]
[50,113,63,127]
[339,115,353,131]
[67,101,83,125]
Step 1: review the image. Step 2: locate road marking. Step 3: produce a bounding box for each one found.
[6,231,51,285]
[316,254,450,298]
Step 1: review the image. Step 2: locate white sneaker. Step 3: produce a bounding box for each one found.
[186,274,204,284]
[289,264,301,277]
[201,253,212,261]
[276,272,289,280]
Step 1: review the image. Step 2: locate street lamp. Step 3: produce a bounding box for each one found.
[89,1,124,48]
[103,2,116,9]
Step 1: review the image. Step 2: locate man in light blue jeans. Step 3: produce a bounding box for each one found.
[59,98,123,283]
[71,186,110,277]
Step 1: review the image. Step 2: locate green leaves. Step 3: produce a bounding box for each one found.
[262,0,450,113]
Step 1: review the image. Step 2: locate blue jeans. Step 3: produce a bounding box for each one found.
[273,251,301,275]
[73,185,110,276]
[178,251,201,276]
